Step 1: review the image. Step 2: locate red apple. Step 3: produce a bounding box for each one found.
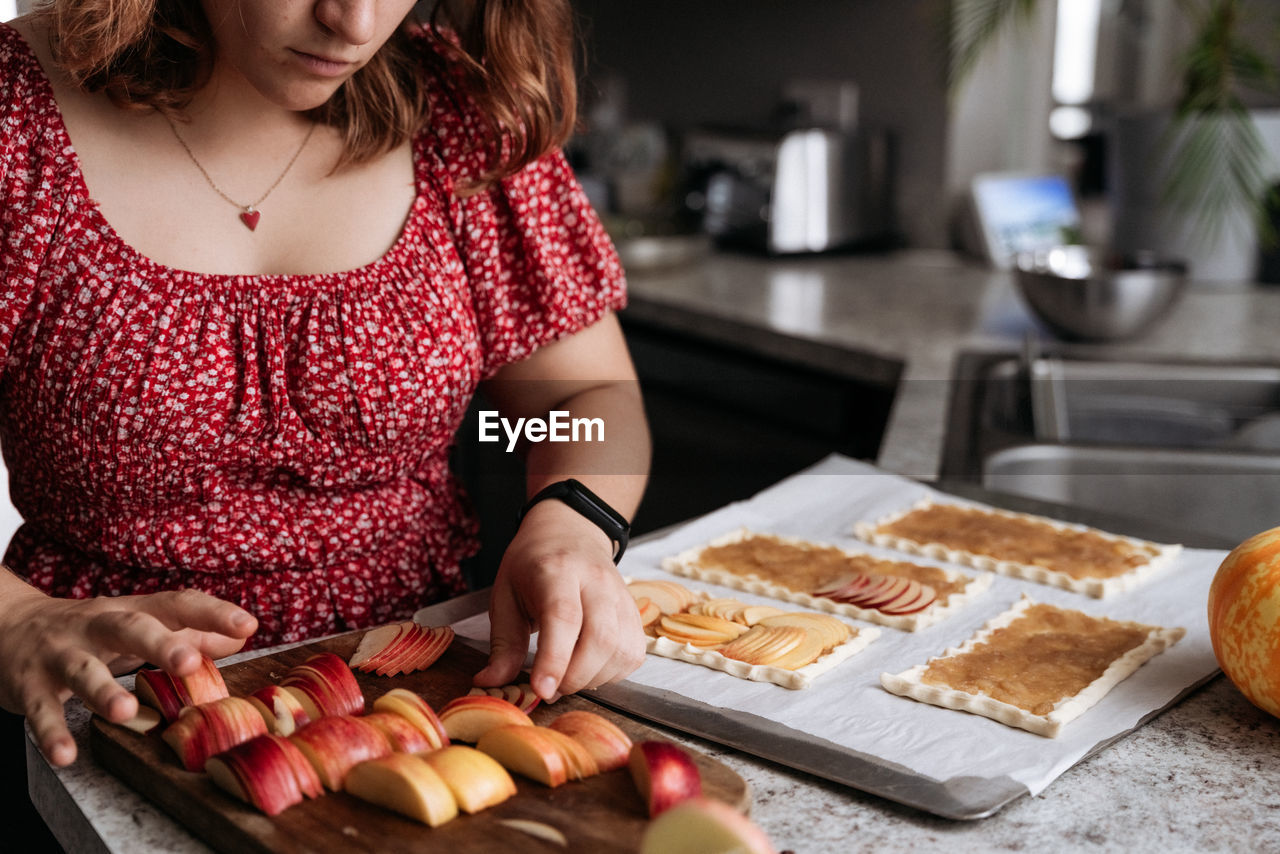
[135,669,194,723]
[375,624,431,676]
[280,652,364,718]
[117,705,163,735]
[182,655,231,706]
[372,688,450,751]
[629,741,703,817]
[640,797,777,854]
[439,695,533,743]
[289,715,392,790]
[350,622,411,672]
[247,684,311,736]
[548,710,633,772]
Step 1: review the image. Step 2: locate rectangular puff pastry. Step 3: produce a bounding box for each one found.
[661,528,991,632]
[880,597,1185,737]
[854,498,1182,598]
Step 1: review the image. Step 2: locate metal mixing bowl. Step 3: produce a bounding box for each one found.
[1014,245,1188,342]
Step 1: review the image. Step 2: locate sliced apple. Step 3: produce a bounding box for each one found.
[206,733,319,816]
[657,614,747,647]
[765,629,826,671]
[247,684,311,736]
[135,668,194,723]
[629,740,703,817]
[375,624,432,676]
[162,696,267,772]
[635,596,662,629]
[540,726,600,780]
[280,652,364,718]
[735,604,787,626]
[439,695,533,743]
[118,705,163,735]
[640,797,777,854]
[718,625,807,666]
[364,711,435,754]
[373,688,450,750]
[289,715,392,790]
[476,724,572,787]
[419,745,517,814]
[626,580,695,615]
[349,623,408,671]
[755,613,852,650]
[878,583,938,615]
[689,598,744,622]
[344,753,459,827]
[547,709,633,773]
[843,575,912,610]
[812,573,874,598]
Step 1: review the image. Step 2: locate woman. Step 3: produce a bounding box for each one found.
[0,0,649,771]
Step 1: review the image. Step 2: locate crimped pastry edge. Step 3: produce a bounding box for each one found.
[853,498,1183,599]
[879,596,1186,737]
[660,527,991,631]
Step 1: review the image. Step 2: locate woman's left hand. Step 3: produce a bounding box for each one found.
[474,499,645,701]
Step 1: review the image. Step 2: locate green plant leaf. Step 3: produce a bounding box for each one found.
[945,0,1041,89]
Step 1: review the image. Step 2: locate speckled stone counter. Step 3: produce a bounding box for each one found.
[28,250,1280,852]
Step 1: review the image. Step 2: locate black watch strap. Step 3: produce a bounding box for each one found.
[517,479,631,564]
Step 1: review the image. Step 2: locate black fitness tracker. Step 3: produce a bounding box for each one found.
[518,479,631,564]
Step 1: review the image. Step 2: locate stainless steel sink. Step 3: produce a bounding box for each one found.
[941,350,1280,544]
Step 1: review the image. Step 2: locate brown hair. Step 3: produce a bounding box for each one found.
[35,0,578,183]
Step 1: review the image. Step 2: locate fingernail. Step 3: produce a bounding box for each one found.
[232,612,255,631]
[536,675,557,699]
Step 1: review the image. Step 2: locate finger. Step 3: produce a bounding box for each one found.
[170,627,250,662]
[582,597,647,689]
[50,645,138,723]
[528,594,583,701]
[135,589,257,644]
[22,678,77,767]
[556,600,616,697]
[85,609,203,675]
[473,582,531,688]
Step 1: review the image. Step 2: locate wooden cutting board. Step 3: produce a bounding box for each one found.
[90,630,749,854]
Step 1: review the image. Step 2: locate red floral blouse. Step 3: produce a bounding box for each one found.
[0,25,626,649]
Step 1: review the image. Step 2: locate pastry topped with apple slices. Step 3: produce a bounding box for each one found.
[626,582,878,689]
[880,596,1185,737]
[661,529,991,631]
[854,498,1182,598]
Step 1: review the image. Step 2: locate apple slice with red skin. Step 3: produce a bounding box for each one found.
[548,710,633,773]
[344,753,459,827]
[476,724,572,787]
[247,684,311,736]
[812,573,874,599]
[540,727,600,780]
[372,689,450,750]
[207,733,313,816]
[842,575,913,609]
[376,624,431,676]
[350,623,411,672]
[629,740,703,817]
[135,669,195,723]
[363,711,434,754]
[162,697,268,772]
[403,626,454,675]
[118,705,164,735]
[640,797,777,854]
[439,695,533,743]
[878,583,937,615]
[280,652,364,718]
[419,745,517,814]
[289,715,392,790]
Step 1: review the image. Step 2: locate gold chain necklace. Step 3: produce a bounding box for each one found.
[164,115,317,231]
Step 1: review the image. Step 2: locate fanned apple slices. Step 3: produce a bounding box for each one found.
[466,683,541,714]
[349,621,454,676]
[662,529,991,631]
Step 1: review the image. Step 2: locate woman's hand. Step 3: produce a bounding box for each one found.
[475,499,645,701]
[0,585,257,766]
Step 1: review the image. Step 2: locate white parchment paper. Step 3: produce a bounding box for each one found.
[453,455,1223,797]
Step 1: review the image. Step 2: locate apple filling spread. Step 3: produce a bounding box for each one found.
[872,503,1157,580]
[694,534,969,602]
[919,603,1150,716]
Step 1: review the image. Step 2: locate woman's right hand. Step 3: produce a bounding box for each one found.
[0,587,257,766]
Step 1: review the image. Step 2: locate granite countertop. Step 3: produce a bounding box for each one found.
[29,250,1280,851]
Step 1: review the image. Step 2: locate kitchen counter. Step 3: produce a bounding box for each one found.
[28,250,1280,852]
[621,249,1280,478]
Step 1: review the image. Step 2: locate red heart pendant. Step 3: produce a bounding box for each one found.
[239,209,261,231]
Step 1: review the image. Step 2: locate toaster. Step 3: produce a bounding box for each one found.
[683,126,893,254]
